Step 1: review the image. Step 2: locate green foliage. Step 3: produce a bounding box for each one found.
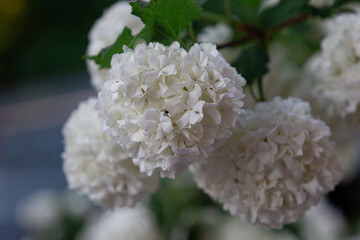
[131,0,202,41]
[88,27,149,69]
[273,222,304,239]
[89,0,202,69]
[260,0,307,29]
[87,0,360,99]
[196,0,208,6]
[234,44,269,86]
[231,0,263,24]
[149,176,217,239]
[201,0,226,16]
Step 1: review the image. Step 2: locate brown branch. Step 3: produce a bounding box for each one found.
[269,13,310,33]
[217,13,310,50]
[217,34,256,49]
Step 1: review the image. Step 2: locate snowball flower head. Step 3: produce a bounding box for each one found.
[87,1,145,90]
[308,10,360,119]
[197,23,241,63]
[191,97,342,229]
[62,98,158,209]
[79,206,162,240]
[97,42,246,178]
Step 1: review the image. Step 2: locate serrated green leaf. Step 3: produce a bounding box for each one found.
[234,44,269,86]
[131,0,202,41]
[87,27,151,69]
[87,0,202,69]
[135,0,150,9]
[260,0,307,29]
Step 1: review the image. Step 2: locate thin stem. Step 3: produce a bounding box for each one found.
[217,13,310,49]
[188,22,196,43]
[201,11,228,23]
[248,84,259,103]
[224,0,232,21]
[257,77,266,102]
[269,13,309,33]
[217,34,255,49]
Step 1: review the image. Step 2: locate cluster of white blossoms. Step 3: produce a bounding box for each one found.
[97,41,246,178]
[79,206,162,240]
[86,1,144,90]
[191,97,342,229]
[308,10,360,119]
[261,43,359,180]
[59,0,347,230]
[62,98,158,209]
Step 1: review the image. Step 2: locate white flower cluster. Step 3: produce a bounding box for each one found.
[97,41,246,178]
[308,10,360,118]
[86,1,144,90]
[191,97,342,229]
[262,44,359,180]
[79,206,162,240]
[62,98,158,209]
[60,0,345,225]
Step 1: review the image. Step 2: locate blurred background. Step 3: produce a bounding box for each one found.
[0,0,117,239]
[1,0,360,239]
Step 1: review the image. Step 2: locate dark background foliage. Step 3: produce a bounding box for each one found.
[0,0,117,89]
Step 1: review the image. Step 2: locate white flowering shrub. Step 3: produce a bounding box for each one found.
[60,0,360,237]
[97,41,245,178]
[62,98,158,208]
[191,97,342,228]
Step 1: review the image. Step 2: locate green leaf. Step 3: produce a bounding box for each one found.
[196,0,208,6]
[87,27,151,69]
[88,0,202,69]
[260,0,307,29]
[234,44,269,86]
[231,0,263,24]
[149,176,216,239]
[131,0,202,42]
[273,222,303,238]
